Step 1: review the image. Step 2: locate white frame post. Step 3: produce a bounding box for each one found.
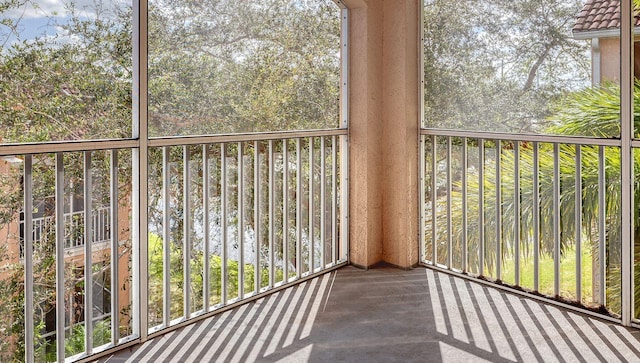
[132,0,149,340]
[620,0,634,327]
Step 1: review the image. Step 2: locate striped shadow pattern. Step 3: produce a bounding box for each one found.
[96,267,640,362]
[99,273,332,362]
[426,269,640,362]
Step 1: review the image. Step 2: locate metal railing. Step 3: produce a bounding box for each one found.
[63,207,112,249]
[420,130,625,318]
[19,149,129,363]
[21,207,112,252]
[12,129,348,363]
[146,132,349,331]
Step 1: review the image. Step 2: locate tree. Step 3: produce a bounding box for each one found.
[0,0,341,360]
[428,81,640,315]
[147,0,340,136]
[423,0,590,134]
[0,3,133,143]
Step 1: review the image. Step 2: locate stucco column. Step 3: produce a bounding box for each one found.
[344,0,384,267]
[344,0,420,268]
[381,0,420,268]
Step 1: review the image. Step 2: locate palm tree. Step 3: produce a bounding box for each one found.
[427,81,640,317]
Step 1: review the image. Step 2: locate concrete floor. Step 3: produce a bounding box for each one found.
[98,265,640,362]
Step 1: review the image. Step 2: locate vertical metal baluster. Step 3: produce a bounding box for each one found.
[462,138,468,273]
[283,140,289,282]
[515,142,521,286]
[331,136,338,264]
[110,149,119,342]
[269,140,275,287]
[99,211,102,242]
[221,143,228,304]
[84,151,93,354]
[183,146,191,318]
[309,137,315,274]
[339,6,350,263]
[419,136,426,263]
[55,153,65,363]
[339,135,349,262]
[598,146,606,305]
[553,143,561,297]
[431,135,437,265]
[620,0,633,327]
[24,155,34,363]
[296,138,302,278]
[92,210,96,243]
[479,139,485,275]
[320,137,326,269]
[91,211,95,243]
[253,141,261,292]
[575,145,582,302]
[496,140,502,280]
[69,169,74,250]
[162,147,171,326]
[533,142,540,292]
[104,211,107,242]
[447,137,452,269]
[238,143,245,298]
[93,211,97,243]
[340,7,349,131]
[203,145,210,311]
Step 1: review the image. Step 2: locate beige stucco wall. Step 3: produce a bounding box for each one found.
[345,0,420,268]
[595,37,640,83]
[0,159,21,278]
[600,37,621,82]
[345,0,384,268]
[381,0,419,267]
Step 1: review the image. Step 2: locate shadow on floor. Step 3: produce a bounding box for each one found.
[99,266,640,362]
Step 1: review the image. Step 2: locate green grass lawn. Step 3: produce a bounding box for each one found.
[500,245,595,304]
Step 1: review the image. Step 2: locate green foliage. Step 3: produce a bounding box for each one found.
[547,82,626,137]
[1,0,335,359]
[61,319,112,359]
[423,0,589,133]
[502,245,593,299]
[148,232,281,325]
[547,81,640,317]
[1,0,340,142]
[147,0,340,136]
[429,80,640,315]
[0,25,133,142]
[32,319,113,362]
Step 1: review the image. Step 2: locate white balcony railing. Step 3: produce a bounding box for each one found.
[22,207,112,252]
[12,129,348,363]
[420,129,627,320]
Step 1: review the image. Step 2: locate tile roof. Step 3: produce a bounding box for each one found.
[573,0,640,34]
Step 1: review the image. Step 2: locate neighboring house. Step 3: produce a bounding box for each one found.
[0,155,132,350]
[573,0,640,84]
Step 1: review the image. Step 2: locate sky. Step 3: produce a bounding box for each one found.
[1,0,129,47]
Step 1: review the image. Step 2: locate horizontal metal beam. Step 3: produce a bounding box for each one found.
[421,129,622,147]
[148,129,348,148]
[0,139,138,156]
[0,130,349,156]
